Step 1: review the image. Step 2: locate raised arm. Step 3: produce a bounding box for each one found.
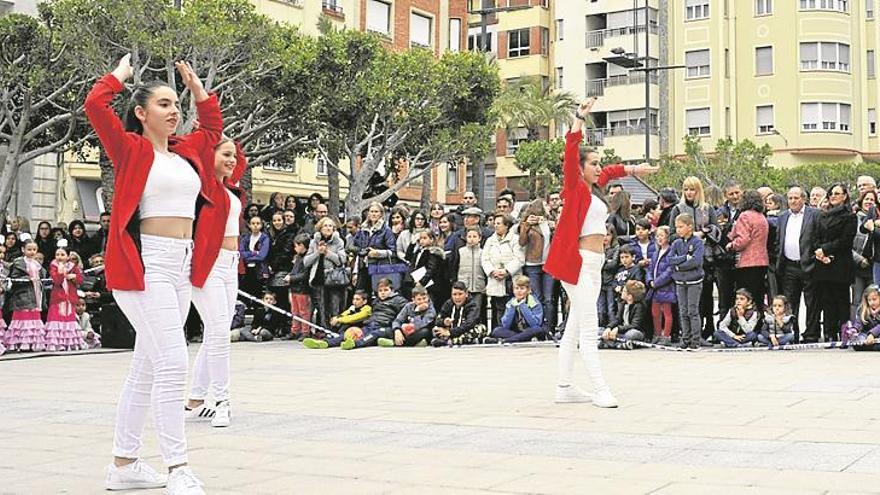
[83,56,137,166]
[175,61,222,152]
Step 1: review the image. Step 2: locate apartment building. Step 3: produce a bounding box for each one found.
[553,0,665,162]
[668,0,880,165]
[467,0,552,200]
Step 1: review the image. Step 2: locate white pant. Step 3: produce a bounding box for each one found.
[112,235,193,467]
[189,249,239,403]
[558,249,612,394]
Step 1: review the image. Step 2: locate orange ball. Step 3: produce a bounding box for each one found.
[344,327,364,341]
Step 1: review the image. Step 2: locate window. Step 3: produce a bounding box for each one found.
[800,42,850,72]
[410,12,432,48]
[869,108,877,135]
[686,0,710,20]
[468,32,493,52]
[541,27,550,55]
[556,67,564,88]
[556,19,564,40]
[868,0,875,18]
[366,0,391,35]
[446,161,459,191]
[869,50,876,78]
[506,128,528,155]
[801,102,852,132]
[508,28,530,58]
[685,49,710,78]
[316,155,328,176]
[686,108,711,136]
[756,0,772,14]
[756,105,774,134]
[322,0,343,13]
[800,0,848,11]
[449,18,461,52]
[755,46,773,75]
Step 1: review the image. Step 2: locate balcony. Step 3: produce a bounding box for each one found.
[586,24,659,49]
[585,72,659,97]
[585,125,660,146]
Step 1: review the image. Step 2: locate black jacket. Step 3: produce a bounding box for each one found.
[287,255,309,293]
[435,298,480,339]
[776,206,819,273]
[812,204,857,284]
[268,226,298,273]
[610,300,649,335]
[367,292,408,328]
[607,213,635,245]
[7,258,47,312]
[252,306,287,336]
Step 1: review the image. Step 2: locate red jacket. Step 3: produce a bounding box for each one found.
[49,261,83,308]
[191,142,247,288]
[84,74,223,291]
[729,209,769,268]
[544,130,625,285]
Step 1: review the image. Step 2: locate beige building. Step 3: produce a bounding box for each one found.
[668,0,879,165]
[552,0,663,162]
[467,0,552,200]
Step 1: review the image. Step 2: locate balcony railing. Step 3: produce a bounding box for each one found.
[585,125,660,146]
[585,24,659,48]
[585,73,659,96]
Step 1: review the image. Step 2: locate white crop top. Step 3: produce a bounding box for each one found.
[225,188,242,237]
[580,198,608,237]
[139,152,200,219]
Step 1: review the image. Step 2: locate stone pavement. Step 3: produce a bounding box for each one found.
[1,342,879,494]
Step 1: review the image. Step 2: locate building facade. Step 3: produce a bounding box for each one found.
[668,0,879,165]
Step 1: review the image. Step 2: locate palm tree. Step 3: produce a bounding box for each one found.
[492,76,579,198]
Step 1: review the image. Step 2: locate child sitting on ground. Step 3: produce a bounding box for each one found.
[431,281,487,347]
[243,292,284,342]
[484,275,544,344]
[714,289,760,348]
[759,295,795,347]
[75,296,101,349]
[845,285,880,351]
[330,290,372,335]
[379,285,436,347]
[600,280,649,349]
[303,278,407,350]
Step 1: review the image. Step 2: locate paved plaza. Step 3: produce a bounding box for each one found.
[1,343,879,494]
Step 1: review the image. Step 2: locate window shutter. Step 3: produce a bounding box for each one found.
[366,0,390,34]
[757,106,773,126]
[756,47,773,74]
[411,12,432,47]
[687,108,710,127]
[801,103,819,125]
[800,42,817,61]
[449,18,461,52]
[840,104,851,126]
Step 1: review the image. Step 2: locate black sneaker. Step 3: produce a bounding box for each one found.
[430,337,449,348]
[688,343,700,351]
[482,337,499,344]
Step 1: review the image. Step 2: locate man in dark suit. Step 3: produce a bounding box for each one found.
[777,186,820,342]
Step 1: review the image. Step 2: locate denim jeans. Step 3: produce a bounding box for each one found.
[491,325,545,343]
[112,235,193,466]
[676,283,703,346]
[757,333,794,346]
[597,286,617,328]
[523,265,554,328]
[713,330,757,348]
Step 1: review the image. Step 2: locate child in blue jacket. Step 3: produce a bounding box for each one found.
[485,275,545,344]
[668,213,705,350]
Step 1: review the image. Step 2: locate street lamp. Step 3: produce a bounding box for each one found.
[772,128,789,147]
[604,1,685,162]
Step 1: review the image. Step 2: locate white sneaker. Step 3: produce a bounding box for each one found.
[592,389,619,408]
[166,466,205,495]
[184,403,215,422]
[105,459,167,490]
[211,400,230,428]
[554,385,593,403]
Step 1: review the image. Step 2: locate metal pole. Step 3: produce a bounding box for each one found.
[475,4,490,210]
[644,0,650,162]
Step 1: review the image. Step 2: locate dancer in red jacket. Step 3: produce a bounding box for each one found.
[84,54,221,495]
[185,138,247,428]
[545,98,658,408]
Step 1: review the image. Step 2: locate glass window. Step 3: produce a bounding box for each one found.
[685,49,711,77]
[839,104,851,131]
[508,28,530,58]
[449,18,462,52]
[869,50,876,79]
[366,0,391,35]
[801,103,819,131]
[686,0,710,20]
[868,0,875,18]
[410,12,432,48]
[756,0,773,14]
[755,46,773,75]
[869,108,877,135]
[686,107,711,135]
[757,106,774,134]
[556,67,564,88]
[802,102,850,132]
[556,19,564,41]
